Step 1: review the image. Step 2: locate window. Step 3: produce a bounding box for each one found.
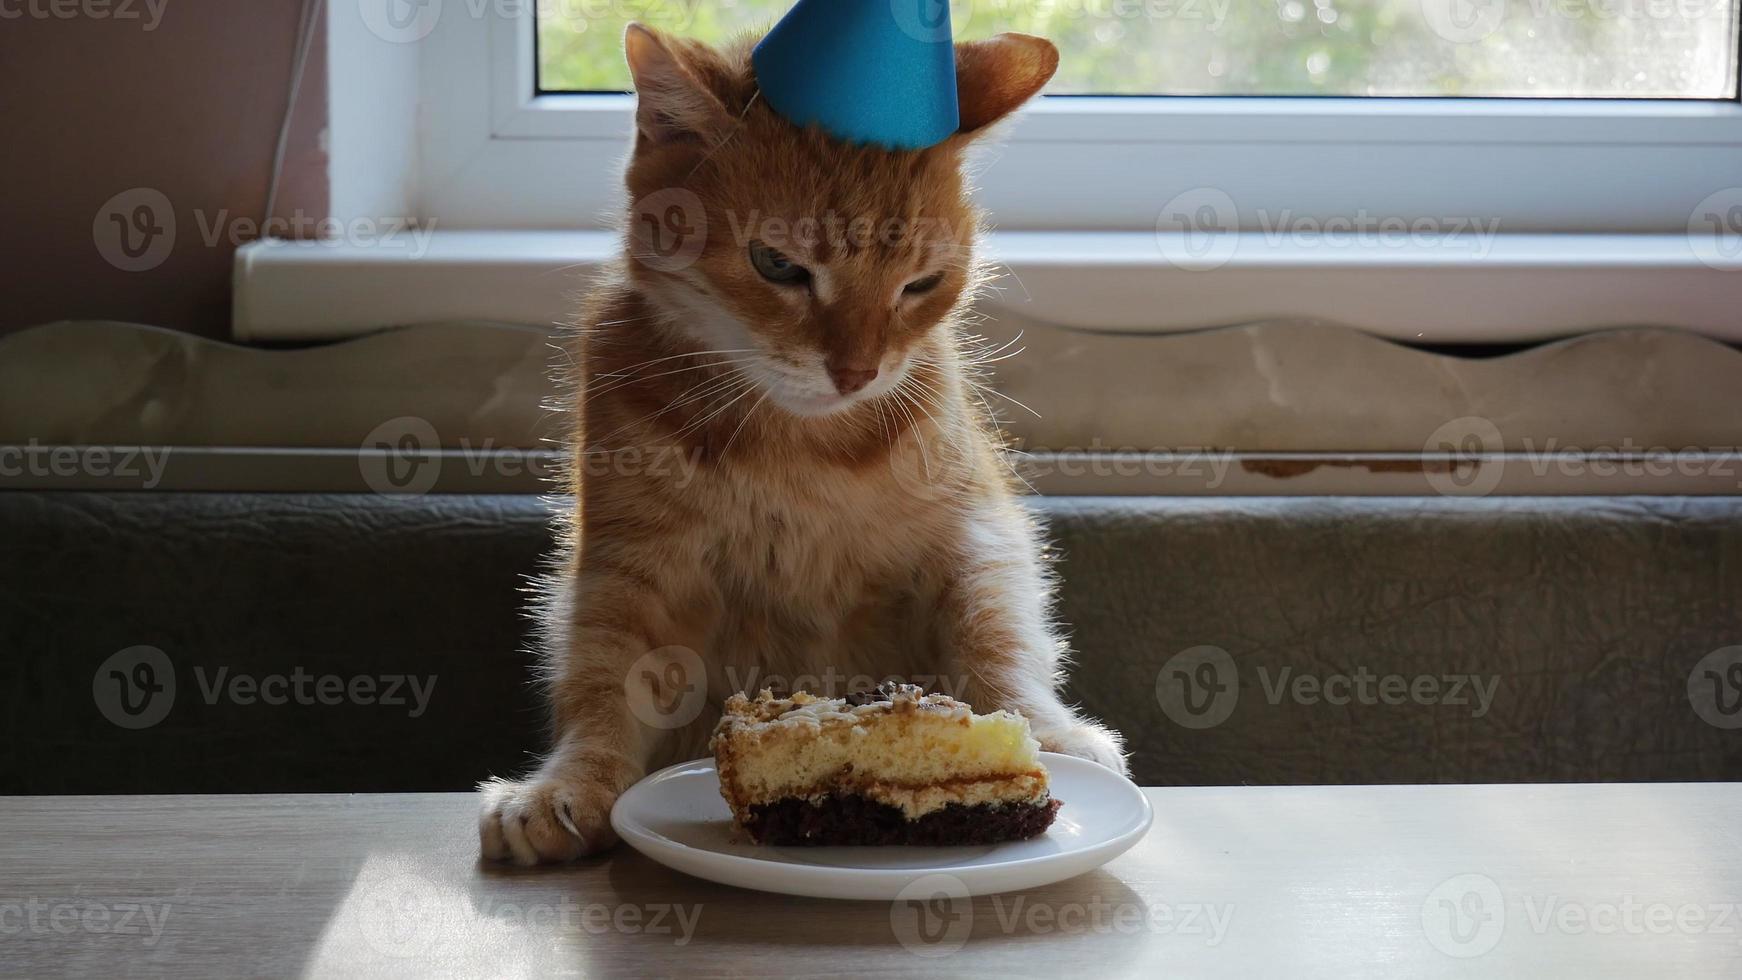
[272,1,1742,343]
[539,0,1741,98]
[446,0,1742,235]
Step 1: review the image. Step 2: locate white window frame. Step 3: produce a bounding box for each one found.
[262,0,1742,342]
[436,2,1742,231]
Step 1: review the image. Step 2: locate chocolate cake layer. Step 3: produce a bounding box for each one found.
[744,794,1062,846]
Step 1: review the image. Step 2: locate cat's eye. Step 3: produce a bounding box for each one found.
[903,272,945,296]
[749,242,810,285]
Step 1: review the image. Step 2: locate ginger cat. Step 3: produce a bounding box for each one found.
[479,23,1126,864]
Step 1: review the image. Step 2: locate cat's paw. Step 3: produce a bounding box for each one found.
[477,770,622,865]
[1037,722,1130,776]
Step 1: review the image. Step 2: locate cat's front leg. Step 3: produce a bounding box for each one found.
[936,506,1129,775]
[477,740,640,865]
[478,567,692,864]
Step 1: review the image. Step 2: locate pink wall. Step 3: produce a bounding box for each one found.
[0,0,328,339]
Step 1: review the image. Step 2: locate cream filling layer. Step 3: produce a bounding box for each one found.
[800,773,1051,819]
[720,716,1043,798]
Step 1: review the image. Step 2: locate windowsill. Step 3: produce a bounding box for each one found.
[233,229,1741,343]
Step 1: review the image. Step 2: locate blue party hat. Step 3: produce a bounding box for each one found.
[752,0,959,151]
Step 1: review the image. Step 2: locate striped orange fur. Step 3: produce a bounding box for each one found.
[479,23,1125,865]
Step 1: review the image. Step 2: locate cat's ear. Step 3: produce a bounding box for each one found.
[953,33,1059,137]
[624,23,733,145]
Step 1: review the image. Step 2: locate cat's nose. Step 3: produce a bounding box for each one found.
[828,366,879,395]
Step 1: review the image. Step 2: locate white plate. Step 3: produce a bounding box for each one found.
[609,752,1153,900]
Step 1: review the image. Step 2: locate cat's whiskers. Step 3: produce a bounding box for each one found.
[884,384,933,483]
[583,367,754,451]
[593,347,758,380]
[592,372,744,433]
[905,348,1037,492]
[666,374,762,445]
[965,346,1026,366]
[587,312,673,330]
[718,390,771,462]
[656,369,757,422]
[579,346,758,412]
[956,329,1025,367]
[963,380,1041,420]
[901,370,970,468]
[971,391,1040,494]
[583,356,761,405]
[923,335,1043,423]
[872,393,893,450]
[947,255,1025,303]
[895,374,945,432]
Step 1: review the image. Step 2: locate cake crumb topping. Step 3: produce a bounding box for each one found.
[715,683,973,733]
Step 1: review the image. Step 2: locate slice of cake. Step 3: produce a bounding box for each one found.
[709,684,1060,845]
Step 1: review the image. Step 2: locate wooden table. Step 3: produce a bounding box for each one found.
[3,784,1739,977]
